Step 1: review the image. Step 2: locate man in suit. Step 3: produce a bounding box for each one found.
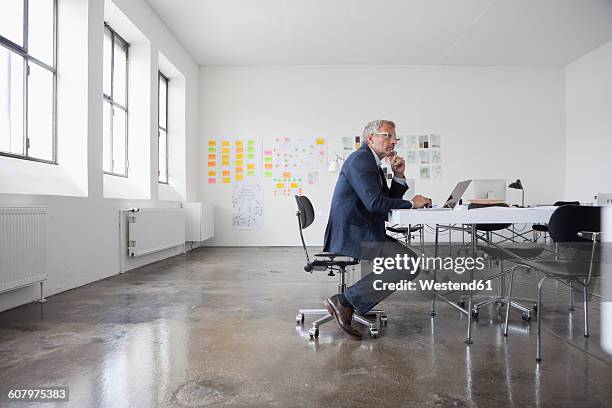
[323,119,431,338]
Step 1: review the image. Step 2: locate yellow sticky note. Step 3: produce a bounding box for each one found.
[316,138,325,145]
[290,182,299,188]
[236,154,244,160]
[222,160,230,166]
[221,148,230,154]
[235,174,244,181]
[235,167,243,173]
[235,140,244,146]
[222,141,230,147]
[222,177,231,184]
[276,183,284,189]
[247,164,255,170]
[208,171,216,177]
[235,160,244,166]
[208,140,217,146]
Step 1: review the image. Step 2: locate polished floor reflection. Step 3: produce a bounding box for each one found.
[0,247,610,407]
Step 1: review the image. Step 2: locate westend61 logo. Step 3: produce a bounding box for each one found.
[372,254,486,275]
[371,254,492,292]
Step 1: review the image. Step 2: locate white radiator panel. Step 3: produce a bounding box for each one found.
[127,208,185,257]
[0,207,47,294]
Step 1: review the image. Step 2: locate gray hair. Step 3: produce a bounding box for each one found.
[362,120,396,140]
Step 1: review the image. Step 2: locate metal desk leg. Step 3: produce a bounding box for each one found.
[466,224,475,344]
[431,225,439,316]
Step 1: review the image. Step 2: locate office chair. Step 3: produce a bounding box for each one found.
[294,195,388,339]
[532,201,580,244]
[502,205,601,362]
[465,202,535,320]
[386,224,425,256]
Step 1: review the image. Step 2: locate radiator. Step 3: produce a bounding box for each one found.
[126,208,185,257]
[0,207,47,295]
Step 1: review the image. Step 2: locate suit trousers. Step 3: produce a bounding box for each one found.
[343,236,421,315]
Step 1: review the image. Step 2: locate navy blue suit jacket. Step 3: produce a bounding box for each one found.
[323,144,413,259]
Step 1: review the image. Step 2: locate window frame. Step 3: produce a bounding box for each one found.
[158,71,169,184]
[0,0,58,164]
[102,22,130,178]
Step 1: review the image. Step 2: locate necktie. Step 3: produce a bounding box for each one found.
[378,167,388,196]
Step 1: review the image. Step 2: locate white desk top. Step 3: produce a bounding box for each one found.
[389,206,557,225]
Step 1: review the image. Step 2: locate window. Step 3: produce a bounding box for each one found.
[158,71,168,184]
[102,23,129,177]
[0,0,57,163]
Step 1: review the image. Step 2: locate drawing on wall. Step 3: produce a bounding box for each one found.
[405,135,417,150]
[431,150,442,164]
[342,136,354,153]
[419,151,430,164]
[232,181,264,229]
[405,150,417,164]
[419,166,431,179]
[272,137,327,170]
[430,134,441,148]
[272,171,304,197]
[418,135,429,149]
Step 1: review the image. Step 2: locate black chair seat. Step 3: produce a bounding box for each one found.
[314,252,339,258]
[386,225,422,234]
[532,224,549,232]
[477,244,545,261]
[311,258,359,268]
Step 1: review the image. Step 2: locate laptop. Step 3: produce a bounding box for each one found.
[416,180,472,211]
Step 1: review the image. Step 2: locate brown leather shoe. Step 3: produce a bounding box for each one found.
[324,295,362,339]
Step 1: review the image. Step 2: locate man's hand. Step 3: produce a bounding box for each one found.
[412,195,432,209]
[390,153,405,177]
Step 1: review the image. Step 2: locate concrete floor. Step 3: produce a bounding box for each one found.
[0,247,611,407]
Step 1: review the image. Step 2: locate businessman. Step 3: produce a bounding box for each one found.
[323,119,431,338]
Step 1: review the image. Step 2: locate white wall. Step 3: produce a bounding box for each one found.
[199,65,566,246]
[0,0,200,312]
[565,40,612,203]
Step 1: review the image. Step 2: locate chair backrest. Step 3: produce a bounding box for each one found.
[295,195,315,267]
[468,202,511,231]
[548,205,601,242]
[295,195,315,230]
[553,200,580,206]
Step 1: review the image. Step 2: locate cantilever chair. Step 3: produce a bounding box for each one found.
[386,224,425,256]
[532,201,580,244]
[294,195,388,339]
[501,205,602,362]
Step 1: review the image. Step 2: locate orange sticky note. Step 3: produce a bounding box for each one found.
[236,147,244,153]
[208,140,217,146]
[208,171,216,177]
[208,161,216,167]
[265,163,273,169]
[222,170,230,177]
[236,154,244,160]
[235,140,244,147]
[283,172,291,178]
[208,154,215,160]
[236,167,243,173]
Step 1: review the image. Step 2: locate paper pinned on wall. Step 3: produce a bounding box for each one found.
[431,165,442,179]
[419,166,431,179]
[405,135,417,150]
[419,150,430,164]
[430,134,441,148]
[272,171,304,197]
[307,171,319,186]
[342,136,353,153]
[232,181,264,229]
[431,150,442,164]
[418,135,429,149]
[405,151,417,164]
[272,137,328,170]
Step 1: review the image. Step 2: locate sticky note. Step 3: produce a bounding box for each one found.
[236,167,243,173]
[247,140,255,146]
[316,138,325,145]
[236,147,244,153]
[247,171,255,176]
[236,154,244,160]
[264,171,273,177]
[264,157,272,162]
[222,170,230,177]
[283,172,291,178]
[208,154,215,160]
[235,140,244,146]
[235,160,244,166]
[208,161,216,167]
[247,164,255,170]
[247,147,256,153]
[221,148,230,154]
[208,140,216,146]
[235,174,244,181]
[222,141,230,147]
[208,171,216,177]
[222,177,231,184]
[247,154,255,159]
[290,182,299,188]
[276,183,284,188]
[208,178,216,184]
[208,147,216,153]
[222,160,230,166]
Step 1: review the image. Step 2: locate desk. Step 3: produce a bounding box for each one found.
[388,206,557,344]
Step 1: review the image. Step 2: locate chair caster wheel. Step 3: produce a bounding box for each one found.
[521,312,532,322]
[471,309,479,320]
[380,315,388,326]
[296,313,304,325]
[458,300,466,309]
[308,328,319,338]
[369,328,379,337]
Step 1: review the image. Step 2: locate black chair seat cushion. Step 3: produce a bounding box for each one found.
[532,224,549,232]
[386,225,422,234]
[314,252,339,258]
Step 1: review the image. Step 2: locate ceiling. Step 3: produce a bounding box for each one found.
[145,0,612,66]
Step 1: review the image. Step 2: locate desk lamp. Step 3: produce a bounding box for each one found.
[509,179,524,207]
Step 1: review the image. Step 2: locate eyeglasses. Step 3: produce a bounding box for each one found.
[374,132,400,141]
